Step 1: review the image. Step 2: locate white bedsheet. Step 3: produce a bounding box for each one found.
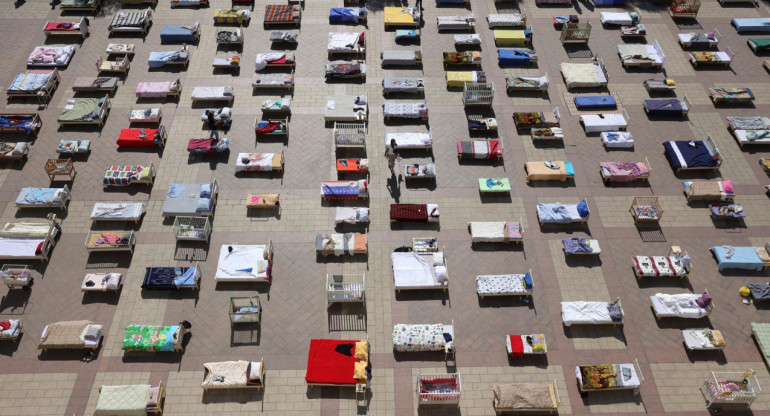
[335,207,370,224]
[328,32,363,51]
[561,63,607,88]
[392,252,444,289]
[683,329,723,350]
[581,114,627,133]
[0,238,45,257]
[601,131,634,148]
[561,301,614,326]
[476,274,528,295]
[651,293,710,318]
[191,86,232,99]
[600,12,633,25]
[468,221,505,242]
[386,132,432,148]
[215,245,269,281]
[90,203,146,221]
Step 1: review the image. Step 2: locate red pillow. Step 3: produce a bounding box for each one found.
[35,241,44,255]
[712,154,720,161]
[359,33,365,44]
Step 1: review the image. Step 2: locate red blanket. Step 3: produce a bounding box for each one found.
[187,138,218,153]
[488,140,502,160]
[305,339,361,385]
[45,22,78,31]
[390,204,428,222]
[256,122,282,136]
[117,129,159,148]
[509,335,524,358]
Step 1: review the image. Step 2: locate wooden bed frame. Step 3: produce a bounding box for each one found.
[601,157,651,183]
[137,79,182,99]
[690,47,734,67]
[477,269,533,299]
[0,214,60,262]
[494,380,559,414]
[255,117,289,139]
[44,158,77,181]
[630,195,663,224]
[633,247,690,279]
[108,9,153,36]
[44,17,89,38]
[307,336,370,391]
[328,34,366,60]
[96,56,130,75]
[8,69,61,102]
[58,95,111,127]
[16,185,71,211]
[246,193,281,211]
[506,73,548,94]
[673,135,721,172]
[0,113,42,135]
[85,230,136,253]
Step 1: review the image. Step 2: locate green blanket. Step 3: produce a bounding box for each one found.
[750,38,770,51]
[122,325,178,352]
[58,98,102,122]
[752,323,770,362]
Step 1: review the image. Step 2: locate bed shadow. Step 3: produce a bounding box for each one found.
[121,349,184,364]
[230,322,260,346]
[403,178,436,190]
[0,333,21,356]
[479,192,512,203]
[636,276,693,290]
[81,289,122,306]
[0,289,31,315]
[565,255,602,268]
[604,179,651,188]
[39,346,102,362]
[394,290,450,307]
[470,242,523,252]
[390,222,440,231]
[85,252,134,269]
[508,353,548,368]
[711,217,747,230]
[652,311,712,329]
[203,387,263,404]
[579,388,640,404]
[564,325,626,346]
[393,351,451,363]
[527,181,575,189]
[685,346,727,364]
[478,295,533,310]
[316,253,369,268]
[328,303,367,332]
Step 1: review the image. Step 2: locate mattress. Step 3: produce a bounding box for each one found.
[383,102,427,118]
[576,364,640,390]
[57,140,90,153]
[561,62,607,88]
[645,99,686,113]
[392,323,452,352]
[382,50,421,65]
[690,51,731,63]
[160,25,197,43]
[163,183,215,216]
[437,15,474,30]
[191,87,234,100]
[494,383,555,409]
[8,71,55,93]
[321,180,368,199]
[335,207,370,224]
[384,7,419,25]
[507,75,548,91]
[575,95,616,109]
[634,256,687,276]
[117,128,162,148]
[386,132,432,148]
[215,244,270,281]
[683,329,725,350]
[663,140,717,170]
[261,98,292,111]
[390,203,439,222]
[15,187,67,207]
[749,283,770,300]
[40,322,101,348]
[710,246,765,271]
[305,339,363,385]
[732,18,770,33]
[498,49,533,66]
[329,8,364,24]
[27,46,75,67]
[383,78,423,93]
[601,131,633,148]
[235,153,282,172]
[479,178,511,192]
[600,12,633,25]
[109,11,148,30]
[618,44,664,66]
[325,96,368,121]
[495,29,532,46]
[392,252,444,289]
[94,385,150,415]
[525,161,573,181]
[264,4,300,23]
[0,237,46,257]
[469,221,521,242]
[90,203,146,221]
[561,301,616,326]
[487,13,525,27]
[142,266,198,290]
[82,273,122,291]
[563,238,600,254]
[537,202,586,223]
[316,233,367,256]
[581,114,627,133]
[136,81,174,98]
[58,97,104,122]
[326,63,365,79]
[477,274,530,295]
[651,294,710,318]
[678,33,718,47]
[457,140,502,160]
[328,32,364,52]
[446,71,484,87]
[454,34,481,44]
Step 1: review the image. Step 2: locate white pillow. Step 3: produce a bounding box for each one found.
[11,142,27,155]
[435,266,448,283]
[433,252,443,267]
[249,361,263,381]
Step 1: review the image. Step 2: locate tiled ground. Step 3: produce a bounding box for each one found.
[2,0,770,415]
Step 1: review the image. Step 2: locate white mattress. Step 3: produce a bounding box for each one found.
[476,274,529,295]
[325,96,368,121]
[391,252,444,289]
[651,294,710,318]
[90,203,146,221]
[600,12,633,25]
[618,44,663,65]
[382,50,419,65]
[454,34,481,44]
[191,86,232,99]
[386,132,432,148]
[235,153,277,172]
[678,33,718,46]
[566,239,601,254]
[469,221,506,242]
[0,238,46,257]
[734,130,770,144]
[682,329,724,350]
[581,114,627,133]
[561,63,607,88]
[215,245,269,281]
[561,301,614,326]
[601,131,634,148]
[40,324,102,347]
[328,32,363,51]
[335,207,370,224]
[506,334,544,354]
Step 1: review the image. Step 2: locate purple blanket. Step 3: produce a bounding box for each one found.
[322,183,358,197]
[562,237,592,254]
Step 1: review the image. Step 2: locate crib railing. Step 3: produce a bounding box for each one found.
[417,373,461,405]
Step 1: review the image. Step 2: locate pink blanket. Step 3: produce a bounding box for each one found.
[136,82,171,98]
[601,162,648,182]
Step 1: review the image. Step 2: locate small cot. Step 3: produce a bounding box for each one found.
[455,34,481,45]
[162,181,218,217]
[679,30,719,49]
[417,373,461,406]
[39,320,102,351]
[95,56,130,75]
[27,46,75,67]
[437,14,476,31]
[94,383,164,415]
[217,29,243,46]
[536,0,571,3]
[506,73,548,93]
[495,29,533,46]
[105,44,135,55]
[600,11,639,26]
[246,194,280,211]
[338,159,369,174]
[43,17,88,38]
[255,118,289,139]
[383,78,424,94]
[90,202,146,223]
[305,339,370,388]
[264,4,301,26]
[328,32,365,58]
[387,131,432,149]
[392,250,448,292]
[235,152,284,173]
[562,299,624,326]
[321,180,369,200]
[600,159,651,182]
[513,108,560,129]
[524,161,575,182]
[493,381,559,413]
[576,360,643,394]
[683,329,725,350]
[487,13,527,28]
[710,244,770,271]
[202,360,265,390]
[651,292,712,319]
[104,164,155,187]
[580,111,629,133]
[561,60,608,89]
[663,137,721,172]
[136,79,182,98]
[561,22,591,44]
[191,87,234,104]
[618,41,665,68]
[142,265,201,290]
[334,122,366,149]
[325,96,368,122]
[732,18,770,34]
[748,38,770,53]
[253,73,294,90]
[330,7,366,24]
[0,216,60,261]
[316,233,368,256]
[709,88,754,105]
[537,200,590,225]
[214,8,251,25]
[122,324,186,353]
[108,9,153,35]
[444,51,481,67]
[261,98,292,113]
[476,271,532,298]
[44,158,76,182]
[497,49,537,66]
[392,322,454,353]
[462,84,494,107]
[230,296,262,325]
[60,0,100,12]
[7,70,61,101]
[117,126,167,148]
[383,101,428,120]
[683,180,735,202]
[160,23,200,44]
[563,238,601,255]
[213,55,240,70]
[479,178,511,193]
[467,115,498,132]
[630,196,664,223]
[215,243,273,282]
[335,208,369,225]
[457,140,503,161]
[73,76,118,93]
[0,114,41,135]
[384,7,420,27]
[395,29,420,42]
[15,186,70,211]
[327,63,366,81]
[644,96,691,116]
[633,252,689,278]
[0,320,22,342]
[390,203,440,223]
[0,142,30,160]
[404,164,435,180]
[670,0,700,18]
[85,231,135,253]
[689,48,734,67]
[383,50,422,66]
[57,96,111,127]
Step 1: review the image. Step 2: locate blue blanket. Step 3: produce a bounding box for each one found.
[322,183,359,197]
[732,18,770,33]
[710,246,764,271]
[663,141,717,170]
[575,96,616,109]
[148,51,182,68]
[174,267,198,287]
[645,99,684,113]
[0,116,36,134]
[498,49,531,66]
[160,26,196,43]
[563,238,592,254]
[537,203,573,223]
[22,187,58,204]
[330,8,359,24]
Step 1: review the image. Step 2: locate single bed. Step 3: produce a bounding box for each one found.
[618,41,665,68]
[477,272,532,298]
[253,73,294,90]
[0,114,41,135]
[161,23,199,44]
[94,383,164,416]
[752,323,770,368]
[576,361,642,393]
[525,161,574,182]
[575,95,616,110]
[743,128,770,146]
[117,126,167,148]
[437,14,476,31]
[387,131,432,149]
[0,142,30,160]
[328,32,365,57]
[90,203,146,223]
[392,250,448,291]
[335,208,369,225]
[235,152,284,173]
[255,118,288,139]
[217,28,243,45]
[202,360,264,390]
[493,381,559,413]
[85,230,135,253]
[562,299,623,326]
[171,0,207,7]
[644,78,676,92]
[215,243,272,282]
[262,98,292,113]
[384,7,420,27]
[390,203,440,223]
[709,88,754,104]
[256,53,295,70]
[264,4,301,26]
[683,180,734,202]
[316,233,367,256]
[142,265,201,290]
[537,200,590,225]
[468,221,522,244]
[479,178,511,193]
[162,181,218,217]
[148,48,189,68]
[330,7,366,24]
[7,70,60,100]
[561,60,608,89]
[404,164,435,180]
[103,164,155,187]
[27,46,75,67]
[191,87,234,104]
[306,339,369,386]
[58,96,111,127]
[383,50,422,66]
[688,48,734,67]
[711,245,770,271]
[710,203,745,219]
[322,180,368,200]
[39,320,102,350]
[383,102,428,120]
[495,29,532,46]
[513,108,560,129]
[108,9,153,35]
[498,49,537,66]
[748,38,770,53]
[644,97,690,116]
[393,322,454,352]
[136,79,181,98]
[580,111,629,133]
[444,51,481,67]
[651,292,712,319]
[601,160,651,182]
[337,158,369,173]
[506,74,548,93]
[327,63,366,81]
[72,76,118,93]
[454,34,481,45]
[15,186,70,211]
[122,324,185,352]
[60,0,100,12]
[325,96,368,122]
[215,8,251,24]
[679,31,719,49]
[384,77,423,94]
[633,254,690,278]
[95,56,130,75]
[0,320,22,342]
[663,138,721,172]
[600,11,639,26]
[732,18,770,34]
[0,217,60,261]
[487,13,526,28]
[621,23,647,37]
[683,329,725,351]
[563,238,601,255]
[44,18,88,38]
[457,140,503,161]
[396,29,420,42]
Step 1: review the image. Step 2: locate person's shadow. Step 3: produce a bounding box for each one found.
[387,174,402,202]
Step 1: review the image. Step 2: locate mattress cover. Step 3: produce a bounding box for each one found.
[601,131,634,147]
[392,323,451,352]
[216,244,269,280]
[94,384,150,415]
[561,301,615,325]
[651,293,710,318]
[392,252,444,288]
[305,339,363,385]
[191,86,234,99]
[91,203,146,220]
[476,274,530,295]
[386,132,432,148]
[561,62,607,88]
[202,361,249,387]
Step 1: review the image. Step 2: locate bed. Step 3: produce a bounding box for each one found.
[562,299,623,326]
[191,87,234,104]
[306,339,369,387]
[60,0,100,12]
[72,76,118,93]
[455,34,481,45]
[487,13,526,28]
[468,115,497,132]
[122,324,185,352]
[679,31,719,49]
[117,126,167,149]
[387,131,432,149]
[537,200,589,225]
[256,53,296,70]
[524,161,574,182]
[618,41,665,68]
[85,230,135,253]
[57,96,111,127]
[463,84,494,107]
[683,180,734,202]
[235,152,284,173]
[255,118,288,139]
[437,14,476,31]
[404,164,435,180]
[148,48,189,68]
[215,8,251,24]
[0,142,30,160]
[561,60,608,89]
[443,51,481,67]
[264,4,301,26]
[202,360,264,390]
[27,46,75,67]
[505,74,548,93]
[477,272,532,298]
[417,373,461,405]
[261,98,292,113]
[90,203,146,223]
[390,204,440,223]
[321,180,368,200]
[94,384,164,415]
[728,116,770,146]
[563,238,601,255]
[0,114,41,135]
[328,32,365,57]
[710,244,770,271]
[644,97,690,116]
[748,38,770,53]
[644,79,676,93]
[633,254,689,278]
[136,79,181,98]
[44,17,88,39]
[0,216,60,261]
[384,7,420,27]
[325,96,368,122]
[162,181,218,217]
[39,321,102,350]
[513,108,560,129]
[561,22,591,44]
[252,73,294,91]
[732,18,770,34]
[215,243,272,282]
[103,164,155,187]
[493,382,559,413]
[171,0,207,7]
[710,203,745,219]
[334,123,366,149]
[337,159,369,175]
[383,102,428,120]
[335,208,369,225]
[600,160,650,182]
[7,70,60,100]
[630,196,664,223]
[393,322,454,352]
[328,63,366,81]
[495,29,532,46]
[316,233,367,256]
[0,320,22,342]
[15,186,70,211]
[330,7,366,24]
[600,11,639,26]
[621,24,647,37]
[392,250,448,291]
[383,78,423,94]
[479,178,511,193]
[383,50,422,66]
[709,88,754,104]
[688,48,734,67]
[457,140,503,161]
[217,29,243,46]
[142,265,201,290]
[468,221,522,244]
[580,111,629,133]
[670,0,700,17]
[396,29,420,42]
[95,56,130,75]
[663,138,721,172]
[498,49,537,66]
[576,361,642,393]
[753,323,770,368]
[161,23,199,44]
[108,9,153,35]
[651,292,712,319]
[683,329,725,351]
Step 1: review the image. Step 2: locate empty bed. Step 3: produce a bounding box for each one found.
[215,243,272,282]
[562,300,624,326]
[392,251,448,291]
[476,272,532,297]
[468,221,522,244]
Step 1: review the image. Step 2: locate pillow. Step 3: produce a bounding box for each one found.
[196,198,212,212]
[523,272,533,289]
[200,183,212,199]
[576,200,589,218]
[354,341,368,361]
[353,361,367,381]
[35,241,44,255]
[84,326,100,341]
[11,142,27,155]
[432,252,443,267]
[249,361,263,382]
[721,180,734,194]
[435,266,448,283]
[696,292,712,309]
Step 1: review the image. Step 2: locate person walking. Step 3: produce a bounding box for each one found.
[207,111,220,139]
[415,0,423,10]
[385,138,398,173]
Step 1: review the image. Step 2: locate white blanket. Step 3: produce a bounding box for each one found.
[335,207,369,224]
[392,252,443,288]
[601,131,634,148]
[468,221,506,242]
[600,12,633,25]
[477,274,528,295]
[0,238,45,257]
[192,87,232,99]
[581,114,627,133]
[386,132,432,148]
[561,63,606,88]
[255,52,284,71]
[328,32,363,51]
[561,301,613,326]
[215,245,269,281]
[652,293,709,318]
[90,203,146,220]
[454,34,481,44]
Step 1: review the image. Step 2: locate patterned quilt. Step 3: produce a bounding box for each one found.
[122,325,178,352]
[392,324,446,352]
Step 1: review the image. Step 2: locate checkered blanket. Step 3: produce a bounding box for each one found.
[265,5,295,22]
[104,165,139,186]
[390,203,428,222]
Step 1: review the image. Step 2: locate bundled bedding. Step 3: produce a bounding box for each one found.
[392,251,448,290]
[457,140,502,160]
[0,319,22,341]
[235,153,283,172]
[683,329,725,350]
[562,299,624,326]
[710,244,770,271]
[537,200,589,224]
[316,233,367,256]
[392,323,453,352]
[390,203,440,222]
[498,49,536,66]
[679,32,719,48]
[217,28,243,44]
[122,325,183,352]
[321,180,369,199]
[142,266,200,290]
[255,120,287,137]
[215,244,271,282]
[0,142,29,159]
[651,292,712,318]
[477,273,532,296]
[329,7,366,24]
[27,46,75,67]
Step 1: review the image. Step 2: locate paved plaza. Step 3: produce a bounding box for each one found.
[2,0,770,414]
